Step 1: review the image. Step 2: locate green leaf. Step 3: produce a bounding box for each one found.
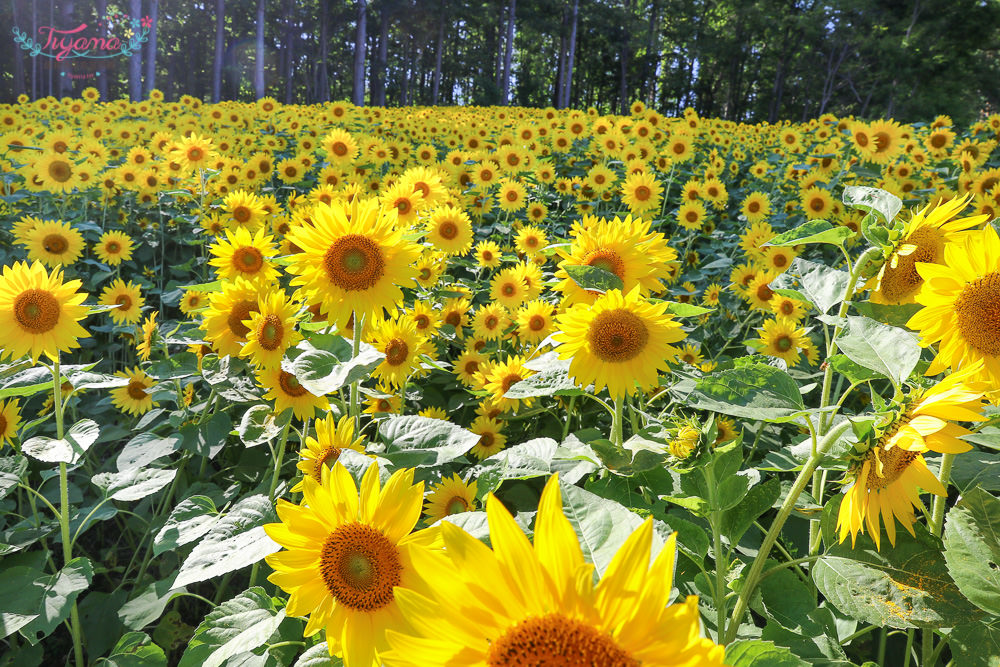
[828,355,884,384]
[22,418,99,465]
[813,524,983,629]
[664,302,714,317]
[943,487,1000,615]
[291,339,384,396]
[949,621,1000,667]
[18,558,94,644]
[755,561,818,632]
[724,639,810,667]
[118,577,186,631]
[950,451,1000,492]
[722,477,780,543]
[106,632,167,667]
[559,480,645,576]
[153,496,221,556]
[843,185,902,224]
[771,258,850,314]
[237,405,284,447]
[563,264,624,293]
[178,587,285,667]
[835,316,921,387]
[590,436,668,475]
[179,411,232,459]
[0,455,28,501]
[63,370,130,391]
[294,642,343,666]
[672,358,805,423]
[763,219,854,247]
[92,468,177,502]
[174,495,280,589]
[853,301,923,328]
[0,362,95,400]
[116,432,183,471]
[377,416,480,468]
[504,356,585,399]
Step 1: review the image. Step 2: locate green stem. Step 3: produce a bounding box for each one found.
[611,396,624,447]
[723,419,852,644]
[903,629,915,667]
[929,453,955,538]
[705,463,728,642]
[878,627,888,666]
[349,312,365,431]
[266,417,293,500]
[561,395,576,440]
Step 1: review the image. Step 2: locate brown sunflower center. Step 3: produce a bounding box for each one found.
[479,432,495,448]
[505,190,519,202]
[501,282,517,297]
[634,185,651,201]
[500,372,524,394]
[115,294,133,309]
[384,338,410,366]
[319,522,401,612]
[234,247,264,274]
[323,234,386,292]
[13,289,60,334]
[446,497,469,515]
[582,249,625,279]
[278,370,308,397]
[873,131,891,152]
[256,314,284,350]
[311,446,342,482]
[484,315,499,329]
[232,205,252,224]
[955,271,1000,356]
[587,309,649,363]
[775,335,793,352]
[485,613,638,667]
[438,221,459,240]
[865,444,919,491]
[528,315,546,331]
[331,141,348,156]
[771,252,789,268]
[106,241,121,253]
[445,312,462,327]
[186,146,204,162]
[226,300,259,339]
[756,282,774,302]
[0,413,6,434]
[414,314,430,329]
[126,378,148,401]
[48,159,72,183]
[43,233,69,255]
[809,196,826,212]
[686,210,699,223]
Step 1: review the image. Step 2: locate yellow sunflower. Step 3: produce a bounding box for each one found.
[99,279,144,325]
[170,133,217,171]
[677,200,707,231]
[480,355,536,412]
[94,230,134,266]
[0,261,89,362]
[838,365,987,549]
[554,287,685,399]
[514,225,548,256]
[620,170,662,214]
[257,367,330,420]
[263,463,438,665]
[496,180,527,212]
[136,311,158,362]
[515,299,556,345]
[110,366,157,416]
[222,190,268,232]
[368,317,432,389]
[425,205,473,256]
[471,303,511,341]
[200,278,263,358]
[474,240,502,268]
[453,349,487,387]
[800,186,834,220]
[382,475,724,667]
[469,415,507,459]
[0,399,22,448]
[292,414,367,492]
[240,289,303,370]
[757,318,809,365]
[406,301,440,337]
[870,195,987,305]
[286,198,421,326]
[33,152,78,192]
[208,227,280,284]
[423,474,477,523]
[490,268,529,310]
[20,220,84,268]
[321,128,359,165]
[179,289,207,317]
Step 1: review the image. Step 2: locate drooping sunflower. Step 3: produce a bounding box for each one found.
[838,365,987,549]
[200,278,264,358]
[555,287,684,400]
[240,289,303,369]
[870,195,986,305]
[292,414,367,492]
[208,227,280,284]
[425,205,473,256]
[908,225,1000,384]
[136,311,158,362]
[0,261,89,362]
[110,366,157,416]
[418,406,449,420]
[439,297,471,336]
[263,462,438,665]
[368,317,432,389]
[99,279,144,325]
[286,198,421,327]
[94,230,134,266]
[19,220,84,268]
[757,318,809,365]
[423,474,477,523]
[0,399,22,448]
[382,475,725,667]
[257,367,330,420]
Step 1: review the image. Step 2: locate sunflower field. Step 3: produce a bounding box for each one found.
[2,92,1000,667]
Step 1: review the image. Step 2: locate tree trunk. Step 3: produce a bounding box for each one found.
[554,10,566,109]
[283,0,295,103]
[255,0,265,99]
[352,0,367,105]
[370,4,388,106]
[494,2,504,92]
[212,0,225,102]
[501,0,515,104]
[129,0,142,100]
[318,0,330,102]
[145,0,159,93]
[618,0,632,115]
[640,0,659,105]
[562,0,578,107]
[431,7,445,105]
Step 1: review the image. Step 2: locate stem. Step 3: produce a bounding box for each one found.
[903,628,915,667]
[611,396,624,447]
[724,419,852,644]
[266,417,293,500]
[929,453,955,538]
[878,627,887,666]
[561,395,576,440]
[349,312,364,431]
[705,463,728,642]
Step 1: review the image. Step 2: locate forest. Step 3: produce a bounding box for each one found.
[2,0,1000,123]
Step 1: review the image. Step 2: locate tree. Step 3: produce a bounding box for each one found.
[212,0,225,103]
[255,0,265,99]
[129,0,142,100]
[353,0,367,105]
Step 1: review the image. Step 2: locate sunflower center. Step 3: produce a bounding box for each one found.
[445,312,461,327]
[775,335,793,352]
[332,141,348,156]
[479,432,495,448]
[500,372,523,394]
[115,294,133,309]
[485,315,499,329]
[873,131,891,152]
[772,253,789,268]
[106,241,121,253]
[502,283,517,297]
[528,315,546,331]
[277,370,308,397]
[438,221,459,240]
[126,378,148,401]
[486,613,638,667]
[234,247,264,273]
[446,497,469,515]
[226,300,259,339]
[756,282,774,302]
[746,201,760,213]
[48,160,72,183]
[311,446,342,482]
[955,271,1000,356]
[257,314,284,350]
[582,249,625,279]
[634,185,651,201]
[505,190,518,202]
[43,234,69,255]
[395,198,412,215]
[779,301,794,316]
[187,146,204,162]
[414,314,430,329]
[13,289,60,334]
[323,234,386,291]
[319,522,401,613]
[384,338,410,366]
[686,210,699,223]
[587,308,649,363]
[810,196,825,212]
[855,132,870,147]
[865,445,919,491]
[232,206,252,224]
[0,414,6,434]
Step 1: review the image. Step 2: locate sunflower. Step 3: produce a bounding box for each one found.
[19,220,84,268]
[471,303,511,341]
[241,289,303,369]
[469,415,507,459]
[453,349,487,387]
[179,289,207,317]
[480,355,535,412]
[364,389,403,415]
[369,317,432,389]
[406,301,440,337]
[381,182,424,225]
[800,186,834,220]
[170,133,217,170]
[838,365,987,549]
[423,474,477,523]
[770,294,807,321]
[99,279,144,325]
[286,198,421,327]
[208,227,280,284]
[870,195,986,305]
[676,201,707,231]
[382,475,724,667]
[257,367,330,420]
[413,252,445,289]
[496,180,528,212]
[110,366,156,416]
[490,268,529,310]
[94,230,134,266]
[425,205,473,256]
[439,297,471,335]
[738,221,775,259]
[745,272,777,310]
[200,278,264,358]
[222,190,268,232]
[757,318,809,364]
[515,299,556,345]
[33,152,78,192]
[554,287,685,399]
[264,463,438,665]
[620,170,662,214]
[400,166,449,207]
[670,424,702,459]
[677,343,703,367]
[321,128,358,165]
[0,261,89,362]
[514,225,548,256]
[0,399,22,448]
[135,311,158,361]
[762,245,797,275]
[418,406,449,420]
[474,240,502,268]
[292,414,367,492]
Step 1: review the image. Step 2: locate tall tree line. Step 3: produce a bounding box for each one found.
[1,0,999,123]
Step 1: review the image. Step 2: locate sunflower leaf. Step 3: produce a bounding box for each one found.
[763,219,854,247]
[843,185,902,224]
[178,587,285,667]
[949,620,1000,667]
[942,487,1000,616]
[563,264,624,294]
[771,258,851,314]
[834,316,920,387]
[670,358,805,423]
[0,455,28,501]
[724,640,809,667]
